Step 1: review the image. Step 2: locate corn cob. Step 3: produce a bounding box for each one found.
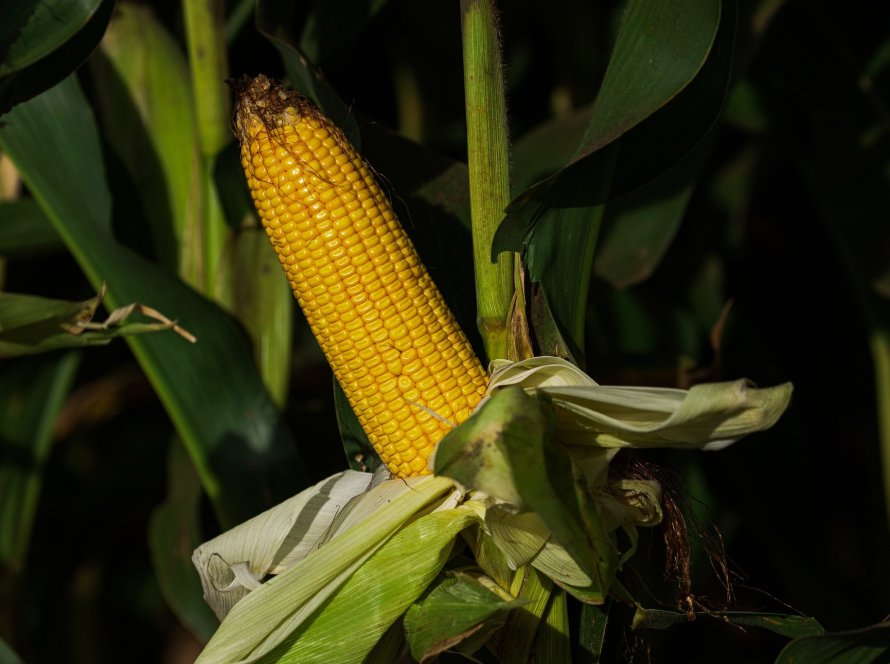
[233,75,488,477]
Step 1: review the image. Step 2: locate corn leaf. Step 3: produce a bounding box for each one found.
[511,105,594,197]
[535,589,570,664]
[217,227,294,407]
[776,622,889,664]
[0,351,79,569]
[488,356,793,450]
[493,0,731,361]
[486,508,591,588]
[578,601,610,662]
[0,200,62,256]
[0,0,104,75]
[334,381,379,473]
[89,1,203,282]
[633,607,824,640]
[264,503,484,663]
[493,566,553,663]
[0,75,305,526]
[404,572,522,663]
[363,619,408,664]
[195,476,456,663]
[299,0,392,65]
[255,0,361,146]
[0,636,23,664]
[775,11,890,529]
[193,470,373,621]
[593,133,715,289]
[0,0,113,115]
[149,440,219,640]
[435,387,616,599]
[0,288,189,358]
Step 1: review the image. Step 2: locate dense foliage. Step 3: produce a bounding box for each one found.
[0,0,888,662]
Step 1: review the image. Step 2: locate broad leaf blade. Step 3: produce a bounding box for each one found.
[90,1,204,281]
[494,0,729,360]
[594,133,715,289]
[632,607,824,640]
[0,199,62,256]
[217,227,294,407]
[299,0,392,65]
[775,623,890,664]
[404,573,521,663]
[195,476,456,663]
[255,0,361,145]
[0,0,113,115]
[149,440,219,641]
[0,0,104,75]
[495,0,723,254]
[0,351,79,569]
[0,76,305,526]
[266,505,482,663]
[0,289,187,357]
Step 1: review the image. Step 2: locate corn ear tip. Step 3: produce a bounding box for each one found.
[227,74,328,146]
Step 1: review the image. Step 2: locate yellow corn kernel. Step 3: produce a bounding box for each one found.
[234,75,488,477]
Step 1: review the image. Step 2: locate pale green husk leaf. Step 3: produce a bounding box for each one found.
[486,507,591,587]
[487,356,793,450]
[195,475,458,663]
[403,572,524,663]
[266,502,485,663]
[192,470,373,620]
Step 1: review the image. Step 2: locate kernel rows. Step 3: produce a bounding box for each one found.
[241,112,488,476]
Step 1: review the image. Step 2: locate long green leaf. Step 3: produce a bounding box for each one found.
[217,227,294,407]
[149,440,219,641]
[775,9,890,529]
[89,1,203,282]
[0,636,23,664]
[0,0,113,115]
[0,76,305,526]
[404,573,521,662]
[496,0,722,252]
[255,0,361,145]
[577,601,610,663]
[775,623,890,664]
[0,199,62,256]
[593,133,715,289]
[299,0,391,64]
[0,288,186,357]
[494,0,726,360]
[267,504,482,663]
[632,607,824,640]
[0,351,79,569]
[0,0,104,75]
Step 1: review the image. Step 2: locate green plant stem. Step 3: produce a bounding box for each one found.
[183,0,231,296]
[183,0,230,158]
[461,0,514,362]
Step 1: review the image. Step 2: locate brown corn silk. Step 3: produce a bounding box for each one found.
[233,75,488,477]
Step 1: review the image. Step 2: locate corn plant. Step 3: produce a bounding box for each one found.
[1,0,888,662]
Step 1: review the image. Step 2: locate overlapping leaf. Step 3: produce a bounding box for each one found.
[0,76,304,526]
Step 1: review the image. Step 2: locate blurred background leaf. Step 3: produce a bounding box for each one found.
[496,0,729,364]
[775,622,890,664]
[0,76,305,527]
[0,0,113,114]
[0,352,79,570]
